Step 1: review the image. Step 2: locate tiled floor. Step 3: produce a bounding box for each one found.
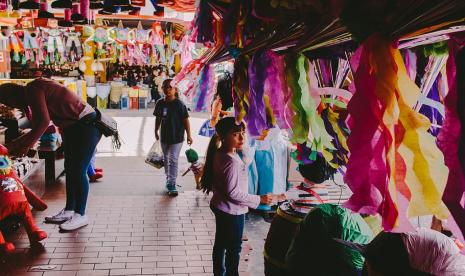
[0,111,270,276]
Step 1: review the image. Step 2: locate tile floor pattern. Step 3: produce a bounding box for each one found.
[0,180,258,275]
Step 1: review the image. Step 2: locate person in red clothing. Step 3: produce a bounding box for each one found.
[87,149,103,182]
[0,78,102,231]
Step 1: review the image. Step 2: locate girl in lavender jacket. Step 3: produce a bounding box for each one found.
[200,117,284,276]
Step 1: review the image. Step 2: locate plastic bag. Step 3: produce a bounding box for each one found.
[145,140,164,169]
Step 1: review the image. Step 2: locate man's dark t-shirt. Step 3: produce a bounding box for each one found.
[154,98,189,145]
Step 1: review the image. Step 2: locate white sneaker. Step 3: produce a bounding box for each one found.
[45,209,74,223]
[59,214,89,231]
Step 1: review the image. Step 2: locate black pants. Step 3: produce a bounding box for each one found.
[211,206,244,276]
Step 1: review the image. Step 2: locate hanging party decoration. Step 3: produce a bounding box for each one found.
[438,35,465,239]
[344,35,449,231]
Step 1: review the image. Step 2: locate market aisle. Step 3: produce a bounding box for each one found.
[0,111,268,276]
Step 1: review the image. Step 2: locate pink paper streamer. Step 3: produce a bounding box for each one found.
[438,35,465,239]
[343,41,398,230]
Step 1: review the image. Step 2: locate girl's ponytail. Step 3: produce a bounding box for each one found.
[200,133,220,194]
[200,117,246,194]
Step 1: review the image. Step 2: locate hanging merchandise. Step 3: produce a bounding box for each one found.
[233,55,250,124]
[284,53,335,157]
[246,50,271,137]
[250,128,289,210]
[320,108,350,169]
[192,64,214,112]
[22,29,39,63]
[344,35,449,231]
[9,30,23,63]
[64,31,82,62]
[437,35,465,240]
[262,50,293,130]
[149,21,165,64]
[45,28,65,64]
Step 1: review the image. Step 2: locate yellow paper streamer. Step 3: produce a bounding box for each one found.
[394,49,449,219]
[371,38,400,227]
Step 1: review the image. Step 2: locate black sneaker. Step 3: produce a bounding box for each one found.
[19,0,40,10]
[38,10,55,18]
[51,0,72,9]
[89,1,103,10]
[58,19,73,27]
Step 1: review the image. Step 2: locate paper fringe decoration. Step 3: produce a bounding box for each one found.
[284,53,335,158]
[233,55,250,124]
[245,50,269,136]
[438,36,465,238]
[193,64,214,112]
[284,53,310,144]
[344,35,449,231]
[262,50,293,130]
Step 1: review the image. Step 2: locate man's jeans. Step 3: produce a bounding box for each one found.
[161,142,183,186]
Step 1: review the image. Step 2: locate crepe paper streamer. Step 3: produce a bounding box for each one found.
[343,38,399,230]
[345,35,450,231]
[321,98,347,109]
[195,0,214,44]
[393,46,449,220]
[403,49,417,81]
[233,55,250,124]
[193,64,214,112]
[262,50,292,130]
[321,108,350,168]
[316,59,334,87]
[245,50,269,136]
[284,53,311,144]
[304,62,336,154]
[263,95,276,128]
[438,35,465,239]
[291,143,316,165]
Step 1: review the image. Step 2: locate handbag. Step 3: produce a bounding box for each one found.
[93,108,122,149]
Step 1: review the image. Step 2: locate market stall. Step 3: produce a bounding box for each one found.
[0,0,196,110]
[179,0,465,273]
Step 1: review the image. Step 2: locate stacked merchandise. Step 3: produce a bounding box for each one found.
[11,157,40,181]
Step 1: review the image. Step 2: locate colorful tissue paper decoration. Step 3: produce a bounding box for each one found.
[437,36,465,239]
[262,50,293,130]
[344,35,449,231]
[192,64,214,112]
[233,54,250,124]
[284,53,335,156]
[246,50,269,136]
[6,21,181,69]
